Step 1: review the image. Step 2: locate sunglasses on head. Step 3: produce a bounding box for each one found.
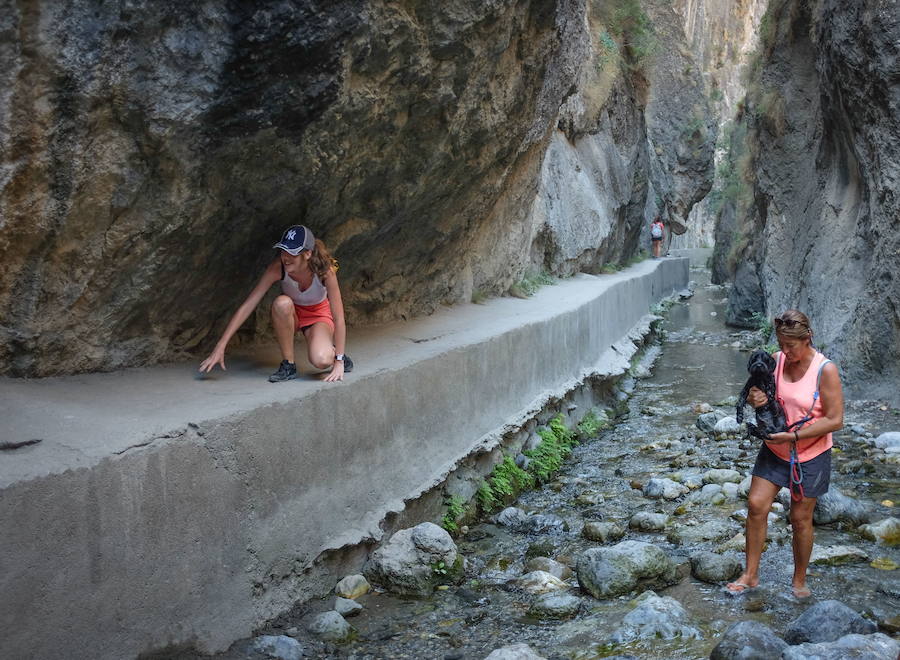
[774,317,808,329]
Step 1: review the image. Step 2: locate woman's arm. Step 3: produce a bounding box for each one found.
[198,259,282,373]
[767,362,844,444]
[322,268,347,382]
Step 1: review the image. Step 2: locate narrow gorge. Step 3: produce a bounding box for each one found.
[1,1,898,659]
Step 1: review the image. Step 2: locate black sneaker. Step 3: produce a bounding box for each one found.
[268,360,297,382]
[342,355,353,373]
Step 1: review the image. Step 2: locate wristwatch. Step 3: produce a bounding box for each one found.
[335,354,344,361]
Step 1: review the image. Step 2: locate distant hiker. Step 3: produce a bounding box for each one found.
[650,217,664,258]
[199,225,353,382]
[726,310,843,600]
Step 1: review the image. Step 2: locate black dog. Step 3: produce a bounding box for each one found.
[736,350,787,440]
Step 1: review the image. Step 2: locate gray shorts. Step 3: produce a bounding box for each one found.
[751,444,831,498]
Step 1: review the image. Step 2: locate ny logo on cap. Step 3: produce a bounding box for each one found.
[287,229,297,241]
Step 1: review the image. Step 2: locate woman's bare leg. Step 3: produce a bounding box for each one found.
[302,322,336,370]
[727,476,780,591]
[789,496,817,596]
[271,295,297,363]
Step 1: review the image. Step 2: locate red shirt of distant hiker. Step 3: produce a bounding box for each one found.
[726,309,843,601]
[198,225,352,382]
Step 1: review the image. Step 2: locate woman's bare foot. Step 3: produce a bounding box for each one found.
[725,573,759,594]
[791,583,812,599]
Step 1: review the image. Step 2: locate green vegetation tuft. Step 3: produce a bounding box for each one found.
[476,480,500,512]
[510,271,555,298]
[596,29,619,67]
[489,455,536,500]
[576,410,610,439]
[476,415,583,513]
[471,289,488,305]
[441,494,468,533]
[527,415,579,483]
[599,0,657,69]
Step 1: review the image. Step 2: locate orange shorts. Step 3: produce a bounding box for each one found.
[294,298,335,333]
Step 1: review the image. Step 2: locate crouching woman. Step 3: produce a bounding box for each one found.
[199,225,352,382]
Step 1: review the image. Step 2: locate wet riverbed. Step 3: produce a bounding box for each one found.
[214,266,900,660]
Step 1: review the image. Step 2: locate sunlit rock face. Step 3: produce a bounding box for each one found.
[715,0,900,396]
[669,0,768,249]
[1,0,715,376]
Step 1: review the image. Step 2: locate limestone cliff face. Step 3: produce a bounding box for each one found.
[670,0,768,249]
[714,0,900,395]
[1,0,714,376]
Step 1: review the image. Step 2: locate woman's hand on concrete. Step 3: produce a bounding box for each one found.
[199,346,226,373]
[324,360,344,382]
[747,386,768,408]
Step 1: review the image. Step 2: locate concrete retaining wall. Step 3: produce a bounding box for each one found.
[0,258,688,660]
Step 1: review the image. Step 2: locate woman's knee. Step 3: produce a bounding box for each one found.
[747,494,773,518]
[271,295,295,318]
[309,350,334,370]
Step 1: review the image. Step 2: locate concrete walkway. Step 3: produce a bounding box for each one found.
[0,257,688,660]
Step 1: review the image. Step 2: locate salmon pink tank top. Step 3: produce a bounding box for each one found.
[769,351,833,462]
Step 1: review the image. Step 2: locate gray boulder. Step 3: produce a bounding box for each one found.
[609,591,701,643]
[644,477,689,500]
[714,417,742,435]
[363,522,459,596]
[667,519,736,546]
[496,507,530,530]
[697,411,725,433]
[577,540,677,599]
[525,513,566,533]
[858,516,900,544]
[781,633,899,660]
[334,596,363,617]
[527,592,582,619]
[582,521,626,544]
[689,551,742,583]
[495,507,565,533]
[523,556,572,580]
[709,620,787,660]
[702,469,742,485]
[872,431,900,450]
[784,600,877,644]
[629,511,669,531]
[809,544,868,566]
[334,574,370,599]
[484,643,546,660]
[306,611,355,643]
[251,635,307,660]
[812,488,870,526]
[517,570,568,594]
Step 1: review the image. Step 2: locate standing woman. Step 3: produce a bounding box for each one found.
[726,310,843,598]
[650,217,665,258]
[199,225,352,382]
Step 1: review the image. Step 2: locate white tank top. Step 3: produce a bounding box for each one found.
[280,266,327,306]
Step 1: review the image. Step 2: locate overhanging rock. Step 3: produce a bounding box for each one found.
[0,257,688,659]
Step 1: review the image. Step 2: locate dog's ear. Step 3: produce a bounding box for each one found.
[763,352,776,372]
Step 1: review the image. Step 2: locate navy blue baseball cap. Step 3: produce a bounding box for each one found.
[273,225,315,255]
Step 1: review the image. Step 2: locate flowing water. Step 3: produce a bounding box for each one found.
[213,265,900,660]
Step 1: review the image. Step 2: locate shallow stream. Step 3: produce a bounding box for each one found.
[214,266,900,660]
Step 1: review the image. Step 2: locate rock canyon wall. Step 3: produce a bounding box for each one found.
[712,0,900,398]
[1,0,716,377]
